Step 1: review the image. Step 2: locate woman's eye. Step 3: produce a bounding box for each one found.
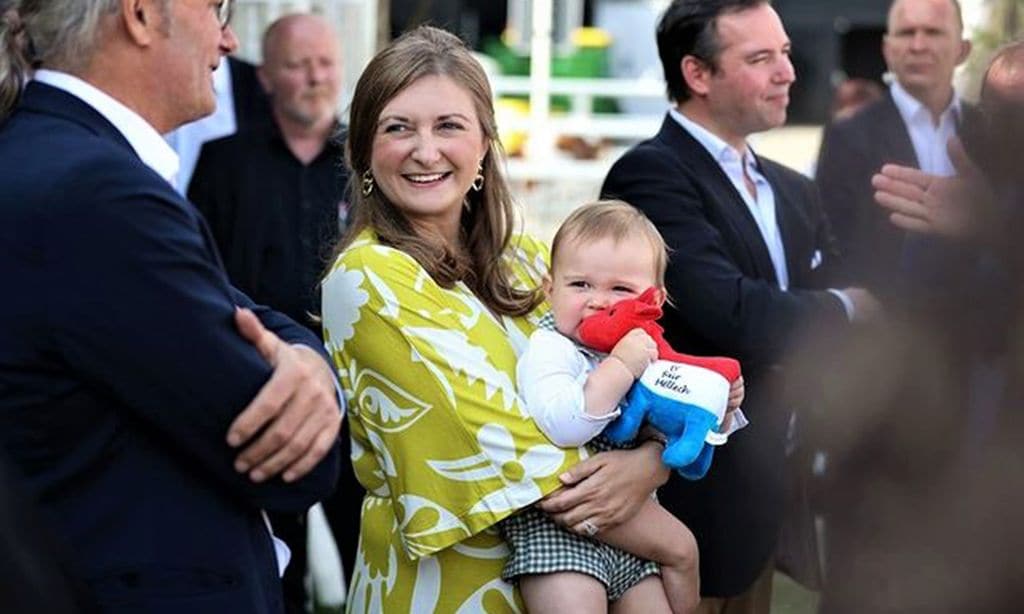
[383,124,408,134]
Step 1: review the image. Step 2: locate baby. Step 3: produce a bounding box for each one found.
[502,200,744,614]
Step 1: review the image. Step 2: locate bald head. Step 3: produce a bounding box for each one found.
[258,14,341,129]
[261,14,333,63]
[887,0,963,34]
[883,0,970,114]
[982,42,1024,107]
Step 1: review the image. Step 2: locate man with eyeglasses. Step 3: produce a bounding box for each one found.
[166,1,273,196]
[0,1,343,612]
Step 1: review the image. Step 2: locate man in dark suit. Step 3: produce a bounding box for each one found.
[166,55,272,194]
[0,1,342,612]
[601,1,876,611]
[814,0,971,298]
[188,15,358,610]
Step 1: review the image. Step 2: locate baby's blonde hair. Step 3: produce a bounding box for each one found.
[550,200,669,286]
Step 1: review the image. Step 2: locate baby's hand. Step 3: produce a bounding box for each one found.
[727,376,744,411]
[609,329,658,378]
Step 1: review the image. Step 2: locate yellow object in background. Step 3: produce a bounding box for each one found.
[496,97,530,157]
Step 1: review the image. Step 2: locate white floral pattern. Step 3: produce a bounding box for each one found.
[321,265,368,350]
[469,423,565,516]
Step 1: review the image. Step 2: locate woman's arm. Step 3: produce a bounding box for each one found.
[537,439,669,533]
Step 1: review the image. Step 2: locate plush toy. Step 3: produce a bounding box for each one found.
[577,288,744,480]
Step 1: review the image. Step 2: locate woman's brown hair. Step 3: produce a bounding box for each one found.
[332,25,540,317]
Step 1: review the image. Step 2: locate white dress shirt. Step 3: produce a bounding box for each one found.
[33,69,291,576]
[669,108,854,318]
[164,59,238,194]
[890,81,961,177]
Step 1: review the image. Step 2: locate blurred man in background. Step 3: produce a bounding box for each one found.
[816,40,1024,614]
[815,0,972,300]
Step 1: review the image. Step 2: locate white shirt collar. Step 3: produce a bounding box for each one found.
[890,80,961,127]
[213,58,232,95]
[34,69,180,184]
[669,107,757,168]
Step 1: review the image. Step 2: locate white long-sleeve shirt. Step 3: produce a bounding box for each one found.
[516,329,622,448]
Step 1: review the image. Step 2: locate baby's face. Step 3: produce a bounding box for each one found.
[545,235,661,341]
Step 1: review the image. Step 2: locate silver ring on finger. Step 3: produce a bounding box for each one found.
[580,518,599,537]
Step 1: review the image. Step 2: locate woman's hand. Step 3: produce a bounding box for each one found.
[537,441,669,535]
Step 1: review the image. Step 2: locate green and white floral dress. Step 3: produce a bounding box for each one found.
[322,229,584,613]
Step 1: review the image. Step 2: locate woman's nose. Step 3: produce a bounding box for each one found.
[410,134,441,165]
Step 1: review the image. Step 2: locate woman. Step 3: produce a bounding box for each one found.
[321,26,669,612]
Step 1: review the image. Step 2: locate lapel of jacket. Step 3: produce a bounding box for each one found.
[879,93,920,167]
[20,81,136,155]
[656,116,779,283]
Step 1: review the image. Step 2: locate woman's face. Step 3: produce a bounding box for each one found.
[370,74,488,237]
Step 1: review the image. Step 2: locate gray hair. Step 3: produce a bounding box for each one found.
[0,0,122,119]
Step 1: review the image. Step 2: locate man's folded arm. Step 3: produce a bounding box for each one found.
[48,176,339,512]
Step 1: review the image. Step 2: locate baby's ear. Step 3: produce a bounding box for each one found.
[541,275,553,299]
[652,287,668,307]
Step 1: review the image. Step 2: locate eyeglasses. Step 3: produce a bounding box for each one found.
[216,0,234,29]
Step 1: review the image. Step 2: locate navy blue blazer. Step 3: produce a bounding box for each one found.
[0,82,341,613]
[602,115,848,597]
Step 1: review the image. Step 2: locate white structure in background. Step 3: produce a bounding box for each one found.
[594,0,671,114]
[491,0,669,182]
[506,0,585,54]
[233,0,378,115]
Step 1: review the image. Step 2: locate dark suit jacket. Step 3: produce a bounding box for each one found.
[228,57,272,131]
[0,82,341,613]
[815,93,917,297]
[601,115,848,596]
[0,453,91,614]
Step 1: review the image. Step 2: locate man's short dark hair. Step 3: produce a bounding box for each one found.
[656,0,769,103]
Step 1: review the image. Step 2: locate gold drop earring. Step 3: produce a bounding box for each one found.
[361,170,375,196]
[470,162,484,192]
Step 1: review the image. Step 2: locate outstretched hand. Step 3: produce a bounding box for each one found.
[227,308,341,483]
[872,137,988,239]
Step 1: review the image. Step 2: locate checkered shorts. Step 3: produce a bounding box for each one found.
[500,437,658,601]
[500,507,660,601]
